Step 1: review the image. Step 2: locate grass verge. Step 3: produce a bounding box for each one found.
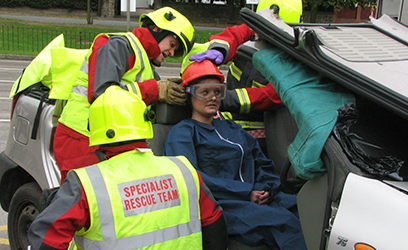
[0,18,222,63]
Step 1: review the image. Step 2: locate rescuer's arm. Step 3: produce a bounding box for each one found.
[28,172,89,250]
[190,24,254,65]
[221,83,283,113]
[198,173,228,250]
[87,35,185,106]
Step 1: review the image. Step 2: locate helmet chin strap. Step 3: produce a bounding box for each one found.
[148,26,171,45]
[151,57,162,67]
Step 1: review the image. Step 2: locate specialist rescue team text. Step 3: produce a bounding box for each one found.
[118,174,180,217]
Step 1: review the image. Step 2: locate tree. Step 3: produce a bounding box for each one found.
[87,0,93,24]
[304,0,373,23]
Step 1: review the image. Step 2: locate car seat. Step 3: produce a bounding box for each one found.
[264,105,330,250]
[147,103,190,156]
[263,106,298,176]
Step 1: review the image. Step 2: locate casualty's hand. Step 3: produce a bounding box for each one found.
[250,190,270,205]
[189,49,224,65]
[157,78,187,106]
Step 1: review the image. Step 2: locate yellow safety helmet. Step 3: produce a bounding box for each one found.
[140,7,196,57]
[256,0,303,23]
[89,86,153,147]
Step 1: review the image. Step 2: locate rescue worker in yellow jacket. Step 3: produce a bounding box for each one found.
[28,86,228,250]
[55,7,196,182]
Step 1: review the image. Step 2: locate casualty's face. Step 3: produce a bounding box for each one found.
[152,34,180,66]
[191,79,223,118]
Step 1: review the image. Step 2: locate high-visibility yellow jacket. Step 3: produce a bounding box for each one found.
[73,150,202,249]
[59,32,154,137]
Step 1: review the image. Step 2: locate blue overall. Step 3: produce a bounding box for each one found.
[163,118,306,249]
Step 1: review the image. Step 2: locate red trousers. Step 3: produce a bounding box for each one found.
[53,122,100,183]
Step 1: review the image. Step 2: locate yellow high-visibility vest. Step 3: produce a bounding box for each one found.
[73,150,202,250]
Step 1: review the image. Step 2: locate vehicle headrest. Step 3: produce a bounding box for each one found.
[154,103,190,125]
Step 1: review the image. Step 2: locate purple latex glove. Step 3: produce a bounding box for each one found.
[189,49,224,65]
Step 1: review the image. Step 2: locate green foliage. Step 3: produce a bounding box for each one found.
[0,0,98,10]
[0,0,23,8]
[304,0,373,11]
[23,0,53,9]
[0,19,216,62]
[0,20,115,55]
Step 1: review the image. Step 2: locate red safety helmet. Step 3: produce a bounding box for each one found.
[181,60,225,87]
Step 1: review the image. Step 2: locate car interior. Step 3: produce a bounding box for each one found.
[148,86,408,249]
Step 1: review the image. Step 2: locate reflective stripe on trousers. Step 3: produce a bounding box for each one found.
[74,157,201,249]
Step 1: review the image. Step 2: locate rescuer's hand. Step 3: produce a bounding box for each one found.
[157,78,187,106]
[189,49,224,65]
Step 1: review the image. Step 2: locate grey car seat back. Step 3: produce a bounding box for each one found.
[147,103,190,156]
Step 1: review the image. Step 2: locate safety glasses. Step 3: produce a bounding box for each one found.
[185,83,226,101]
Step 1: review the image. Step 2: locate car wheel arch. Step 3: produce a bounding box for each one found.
[0,167,35,212]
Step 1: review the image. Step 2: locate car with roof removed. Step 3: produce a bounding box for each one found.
[1,8,408,250]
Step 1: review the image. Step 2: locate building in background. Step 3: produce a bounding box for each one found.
[334,0,408,25]
[120,0,153,15]
[377,0,408,24]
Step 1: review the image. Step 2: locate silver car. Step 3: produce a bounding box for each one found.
[2,9,408,250]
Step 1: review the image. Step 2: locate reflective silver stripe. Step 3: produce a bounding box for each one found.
[80,59,88,74]
[129,82,138,94]
[72,85,88,97]
[85,165,116,249]
[125,33,144,83]
[219,111,233,120]
[71,60,89,97]
[168,157,200,222]
[237,88,250,113]
[68,239,77,250]
[79,157,200,249]
[119,80,127,87]
[234,120,265,129]
[229,63,242,81]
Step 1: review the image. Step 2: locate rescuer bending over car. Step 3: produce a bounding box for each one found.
[54,6,196,183]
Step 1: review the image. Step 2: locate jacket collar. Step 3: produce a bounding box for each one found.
[97,141,149,161]
[132,27,161,60]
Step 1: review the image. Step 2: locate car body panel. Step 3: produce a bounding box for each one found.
[4,86,60,191]
[328,173,408,249]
